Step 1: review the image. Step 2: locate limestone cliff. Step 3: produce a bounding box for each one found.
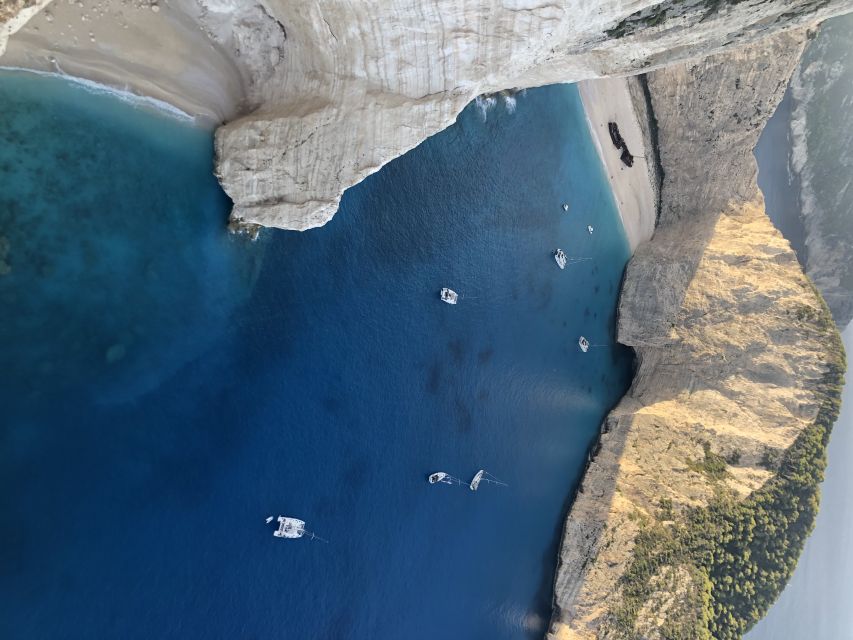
[208,0,853,232]
[4,1,853,232]
[548,32,845,640]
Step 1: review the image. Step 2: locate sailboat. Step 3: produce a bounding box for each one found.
[469,470,508,491]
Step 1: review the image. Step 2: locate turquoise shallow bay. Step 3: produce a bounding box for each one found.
[0,72,633,639]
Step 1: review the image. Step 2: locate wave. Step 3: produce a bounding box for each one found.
[0,65,196,123]
[475,94,498,121]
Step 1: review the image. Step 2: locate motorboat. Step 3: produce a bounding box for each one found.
[554,249,568,270]
[440,287,458,304]
[587,225,594,234]
[562,203,569,212]
[265,516,274,524]
[428,472,462,485]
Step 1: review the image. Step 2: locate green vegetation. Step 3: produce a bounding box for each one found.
[609,297,846,639]
[688,442,730,481]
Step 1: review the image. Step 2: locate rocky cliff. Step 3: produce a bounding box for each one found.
[548,31,846,640]
[4,1,853,232]
[211,0,853,232]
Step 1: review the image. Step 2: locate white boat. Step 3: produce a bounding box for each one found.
[562,203,569,212]
[265,516,274,524]
[587,225,594,234]
[554,249,567,270]
[428,471,462,485]
[440,287,458,304]
[470,469,485,491]
[273,516,306,539]
[469,469,508,491]
[578,336,590,353]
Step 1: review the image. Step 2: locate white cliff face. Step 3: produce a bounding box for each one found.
[212,0,853,232]
[4,1,853,230]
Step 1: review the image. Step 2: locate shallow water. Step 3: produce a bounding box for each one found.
[0,73,633,639]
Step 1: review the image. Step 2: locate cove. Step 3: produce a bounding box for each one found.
[0,72,633,639]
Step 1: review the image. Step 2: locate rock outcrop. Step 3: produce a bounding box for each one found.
[548,31,845,640]
[4,1,853,231]
[211,0,853,232]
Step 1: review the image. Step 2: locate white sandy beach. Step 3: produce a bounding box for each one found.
[579,77,658,252]
[0,0,245,125]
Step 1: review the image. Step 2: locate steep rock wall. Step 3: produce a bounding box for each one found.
[4,1,853,232]
[548,30,841,640]
[211,0,853,232]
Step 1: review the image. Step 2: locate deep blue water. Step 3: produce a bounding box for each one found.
[0,72,633,639]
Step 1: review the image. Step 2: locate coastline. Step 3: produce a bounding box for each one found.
[578,78,658,253]
[0,65,197,123]
[0,0,245,126]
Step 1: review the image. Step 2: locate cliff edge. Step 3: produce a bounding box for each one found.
[548,31,846,640]
[4,1,853,233]
[209,0,853,232]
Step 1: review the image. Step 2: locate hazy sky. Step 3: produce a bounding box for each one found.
[746,324,853,639]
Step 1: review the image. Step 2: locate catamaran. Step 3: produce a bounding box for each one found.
[469,469,508,491]
[428,471,463,485]
[578,336,590,353]
[554,249,568,270]
[440,288,458,304]
[270,515,328,542]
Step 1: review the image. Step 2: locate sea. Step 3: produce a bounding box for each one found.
[0,71,634,640]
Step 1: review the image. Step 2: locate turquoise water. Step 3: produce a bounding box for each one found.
[0,72,634,639]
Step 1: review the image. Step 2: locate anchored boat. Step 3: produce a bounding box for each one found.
[428,471,463,485]
[270,515,328,542]
[469,469,508,491]
[273,516,306,539]
[440,288,458,304]
[554,249,568,270]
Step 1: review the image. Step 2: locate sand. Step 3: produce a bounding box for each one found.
[0,0,245,126]
[578,77,657,252]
